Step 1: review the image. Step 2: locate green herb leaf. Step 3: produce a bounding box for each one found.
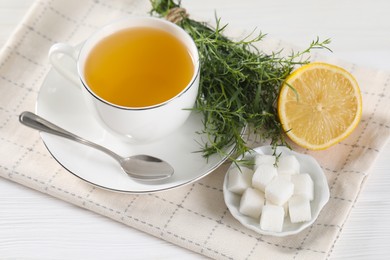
[150,0,331,160]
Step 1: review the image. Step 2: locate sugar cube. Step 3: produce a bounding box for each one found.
[260,205,285,232]
[239,188,265,219]
[291,173,314,200]
[227,166,253,195]
[278,173,292,182]
[254,154,276,170]
[265,199,288,217]
[265,176,294,206]
[252,164,277,191]
[289,195,312,223]
[277,155,300,175]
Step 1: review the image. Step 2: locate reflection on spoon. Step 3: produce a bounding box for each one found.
[19,111,174,181]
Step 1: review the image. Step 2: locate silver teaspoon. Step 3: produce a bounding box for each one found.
[19,111,174,181]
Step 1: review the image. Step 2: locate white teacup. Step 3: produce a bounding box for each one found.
[49,17,200,142]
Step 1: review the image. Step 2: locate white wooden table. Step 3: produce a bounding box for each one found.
[1,0,390,259]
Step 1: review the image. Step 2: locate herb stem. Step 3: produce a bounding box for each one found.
[150,0,331,159]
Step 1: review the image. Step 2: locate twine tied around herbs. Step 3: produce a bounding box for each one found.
[166,7,188,24]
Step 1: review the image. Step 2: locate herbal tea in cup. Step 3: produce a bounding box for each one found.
[49,17,200,141]
[85,26,194,108]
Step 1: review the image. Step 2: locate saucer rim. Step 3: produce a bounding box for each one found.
[39,131,230,194]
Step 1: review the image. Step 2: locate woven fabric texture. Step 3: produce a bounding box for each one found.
[1,0,390,259]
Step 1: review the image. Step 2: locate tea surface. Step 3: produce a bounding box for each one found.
[84,27,194,107]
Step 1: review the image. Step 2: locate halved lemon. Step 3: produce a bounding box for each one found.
[277,62,362,150]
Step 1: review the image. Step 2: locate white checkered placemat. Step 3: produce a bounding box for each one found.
[1,0,390,259]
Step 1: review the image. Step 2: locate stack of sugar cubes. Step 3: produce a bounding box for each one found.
[227,152,314,232]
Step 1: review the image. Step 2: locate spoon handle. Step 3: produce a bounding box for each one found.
[19,111,122,162]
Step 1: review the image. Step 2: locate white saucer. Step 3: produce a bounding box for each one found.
[36,57,234,193]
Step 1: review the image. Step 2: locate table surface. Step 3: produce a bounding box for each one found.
[1,0,390,259]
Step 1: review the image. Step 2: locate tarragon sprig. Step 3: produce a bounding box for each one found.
[150,0,331,159]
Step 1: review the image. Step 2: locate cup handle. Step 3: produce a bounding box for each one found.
[48,43,81,87]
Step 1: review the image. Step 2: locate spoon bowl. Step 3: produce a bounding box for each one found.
[19,111,174,181]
